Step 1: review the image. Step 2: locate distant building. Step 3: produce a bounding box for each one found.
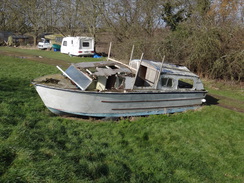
[12,35,30,45]
[0,31,31,46]
[0,31,13,42]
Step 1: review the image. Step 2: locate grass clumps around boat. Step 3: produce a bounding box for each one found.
[0,55,244,182]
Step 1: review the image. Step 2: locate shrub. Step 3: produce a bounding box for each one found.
[159,22,244,81]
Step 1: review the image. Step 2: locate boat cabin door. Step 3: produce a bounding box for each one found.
[134,65,158,88]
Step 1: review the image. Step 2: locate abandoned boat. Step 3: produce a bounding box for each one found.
[32,54,207,117]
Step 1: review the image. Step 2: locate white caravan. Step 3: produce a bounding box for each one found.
[61,36,95,56]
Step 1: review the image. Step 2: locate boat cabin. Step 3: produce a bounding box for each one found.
[59,59,204,92]
[129,59,204,91]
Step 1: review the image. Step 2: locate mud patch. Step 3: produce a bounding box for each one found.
[0,50,70,67]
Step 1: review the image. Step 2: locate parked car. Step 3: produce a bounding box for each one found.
[38,38,52,50]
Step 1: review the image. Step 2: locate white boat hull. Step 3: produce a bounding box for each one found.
[34,84,207,117]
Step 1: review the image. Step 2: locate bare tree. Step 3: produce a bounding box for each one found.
[0,0,28,33]
[0,0,8,30]
[79,0,103,37]
[100,0,163,41]
[57,0,82,36]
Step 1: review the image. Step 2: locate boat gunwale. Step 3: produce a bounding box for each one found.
[32,81,207,95]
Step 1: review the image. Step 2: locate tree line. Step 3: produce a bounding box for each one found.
[0,0,243,81]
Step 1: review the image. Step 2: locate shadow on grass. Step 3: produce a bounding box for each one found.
[205,94,219,106]
[205,94,244,113]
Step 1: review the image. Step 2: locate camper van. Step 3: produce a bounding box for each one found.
[61,36,95,56]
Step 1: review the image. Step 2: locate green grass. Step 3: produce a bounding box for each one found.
[0,46,105,63]
[203,79,243,100]
[203,79,244,110]
[0,55,244,182]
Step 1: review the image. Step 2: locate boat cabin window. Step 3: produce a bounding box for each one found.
[161,78,173,87]
[63,41,67,46]
[178,78,194,89]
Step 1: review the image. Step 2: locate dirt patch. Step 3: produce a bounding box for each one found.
[0,50,70,67]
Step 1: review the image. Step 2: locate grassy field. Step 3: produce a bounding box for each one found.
[0,49,244,182]
[0,46,104,64]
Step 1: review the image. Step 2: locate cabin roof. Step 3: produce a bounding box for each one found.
[130,59,199,78]
[75,61,117,68]
[74,61,133,77]
[74,60,198,78]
